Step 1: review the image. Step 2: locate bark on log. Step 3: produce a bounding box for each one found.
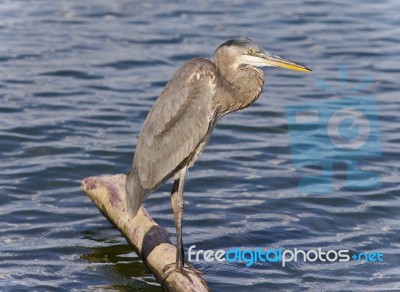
[81,174,209,292]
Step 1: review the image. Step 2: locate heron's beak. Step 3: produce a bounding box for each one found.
[261,52,311,72]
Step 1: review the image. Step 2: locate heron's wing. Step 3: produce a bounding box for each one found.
[134,58,216,191]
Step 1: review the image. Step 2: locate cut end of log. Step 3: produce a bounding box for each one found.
[81,174,210,292]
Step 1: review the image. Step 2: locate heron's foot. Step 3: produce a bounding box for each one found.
[162,261,204,283]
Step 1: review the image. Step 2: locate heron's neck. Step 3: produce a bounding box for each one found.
[214,65,265,117]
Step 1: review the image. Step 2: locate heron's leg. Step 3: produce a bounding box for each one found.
[171,166,187,270]
[162,167,203,282]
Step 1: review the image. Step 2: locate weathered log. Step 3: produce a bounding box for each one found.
[81,174,209,292]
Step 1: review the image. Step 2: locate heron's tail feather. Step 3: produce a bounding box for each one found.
[125,170,146,217]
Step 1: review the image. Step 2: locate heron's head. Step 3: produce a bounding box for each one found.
[214,38,311,73]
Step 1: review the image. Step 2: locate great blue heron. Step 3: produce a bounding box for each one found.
[126,38,311,278]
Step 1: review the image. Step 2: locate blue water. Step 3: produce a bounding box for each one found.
[1,1,399,291]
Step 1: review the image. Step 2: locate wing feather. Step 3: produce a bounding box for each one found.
[133,58,216,192]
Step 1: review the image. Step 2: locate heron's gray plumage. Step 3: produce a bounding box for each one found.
[124,38,311,277]
[126,39,271,216]
[126,58,218,215]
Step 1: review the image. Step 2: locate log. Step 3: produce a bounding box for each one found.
[81,174,209,292]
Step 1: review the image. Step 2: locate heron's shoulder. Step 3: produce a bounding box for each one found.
[176,58,217,81]
[185,57,216,70]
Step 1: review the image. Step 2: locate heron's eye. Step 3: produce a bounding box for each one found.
[247,48,255,55]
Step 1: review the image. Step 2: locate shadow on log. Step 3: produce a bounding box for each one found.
[81,174,210,292]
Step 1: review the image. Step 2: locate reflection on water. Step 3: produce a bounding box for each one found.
[1,0,399,291]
